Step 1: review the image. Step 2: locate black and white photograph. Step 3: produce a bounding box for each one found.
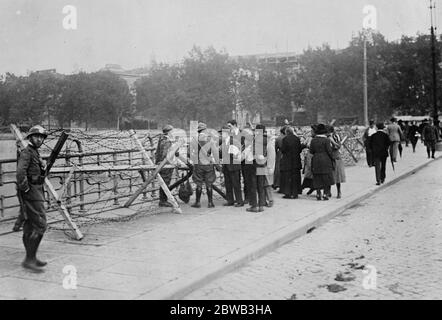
[0,0,442,305]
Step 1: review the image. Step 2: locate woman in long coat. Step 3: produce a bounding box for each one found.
[301,133,314,195]
[273,126,286,192]
[310,124,335,201]
[280,126,303,199]
[328,125,346,199]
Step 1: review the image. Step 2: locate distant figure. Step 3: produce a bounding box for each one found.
[369,122,390,185]
[403,121,410,147]
[386,117,404,162]
[422,120,440,159]
[407,121,419,153]
[418,119,429,144]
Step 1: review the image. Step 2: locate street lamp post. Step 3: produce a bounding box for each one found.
[430,0,439,122]
[363,37,369,127]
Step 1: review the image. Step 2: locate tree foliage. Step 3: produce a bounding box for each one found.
[1,32,440,128]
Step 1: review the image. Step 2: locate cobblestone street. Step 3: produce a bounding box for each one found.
[185,158,442,300]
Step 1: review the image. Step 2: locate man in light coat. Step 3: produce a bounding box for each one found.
[386,117,404,162]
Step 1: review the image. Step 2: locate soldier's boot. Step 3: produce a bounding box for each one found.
[191,187,202,208]
[316,190,322,201]
[207,186,215,208]
[22,233,43,273]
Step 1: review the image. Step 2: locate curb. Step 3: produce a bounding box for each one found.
[138,156,441,300]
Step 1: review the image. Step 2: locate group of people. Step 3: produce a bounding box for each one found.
[155,120,348,212]
[363,117,441,185]
[13,117,440,273]
[274,123,346,201]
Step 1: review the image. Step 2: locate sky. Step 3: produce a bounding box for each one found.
[0,0,437,75]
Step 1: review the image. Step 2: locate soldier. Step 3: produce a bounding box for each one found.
[190,122,218,208]
[16,125,48,272]
[155,124,178,207]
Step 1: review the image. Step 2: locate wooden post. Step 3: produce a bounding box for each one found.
[112,153,119,205]
[124,130,183,214]
[10,124,83,240]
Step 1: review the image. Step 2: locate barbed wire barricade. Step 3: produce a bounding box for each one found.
[0,125,364,240]
[0,127,195,239]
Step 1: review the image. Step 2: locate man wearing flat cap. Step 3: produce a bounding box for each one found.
[155,124,177,207]
[189,122,218,208]
[16,125,49,272]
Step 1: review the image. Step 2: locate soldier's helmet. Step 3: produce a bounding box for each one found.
[26,125,48,139]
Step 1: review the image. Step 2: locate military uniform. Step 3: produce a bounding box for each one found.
[17,144,47,235]
[16,125,48,272]
[189,123,217,208]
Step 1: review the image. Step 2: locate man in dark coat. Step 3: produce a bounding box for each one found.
[16,125,48,272]
[369,122,390,185]
[222,120,244,207]
[362,120,376,167]
[407,121,419,153]
[280,126,304,199]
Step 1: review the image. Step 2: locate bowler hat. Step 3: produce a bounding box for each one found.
[376,122,385,130]
[315,123,328,135]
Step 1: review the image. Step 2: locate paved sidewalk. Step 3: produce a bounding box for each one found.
[0,143,439,300]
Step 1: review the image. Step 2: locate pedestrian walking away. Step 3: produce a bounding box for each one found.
[407,121,420,153]
[386,117,404,163]
[362,119,377,167]
[422,119,440,159]
[16,125,49,273]
[369,122,390,185]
